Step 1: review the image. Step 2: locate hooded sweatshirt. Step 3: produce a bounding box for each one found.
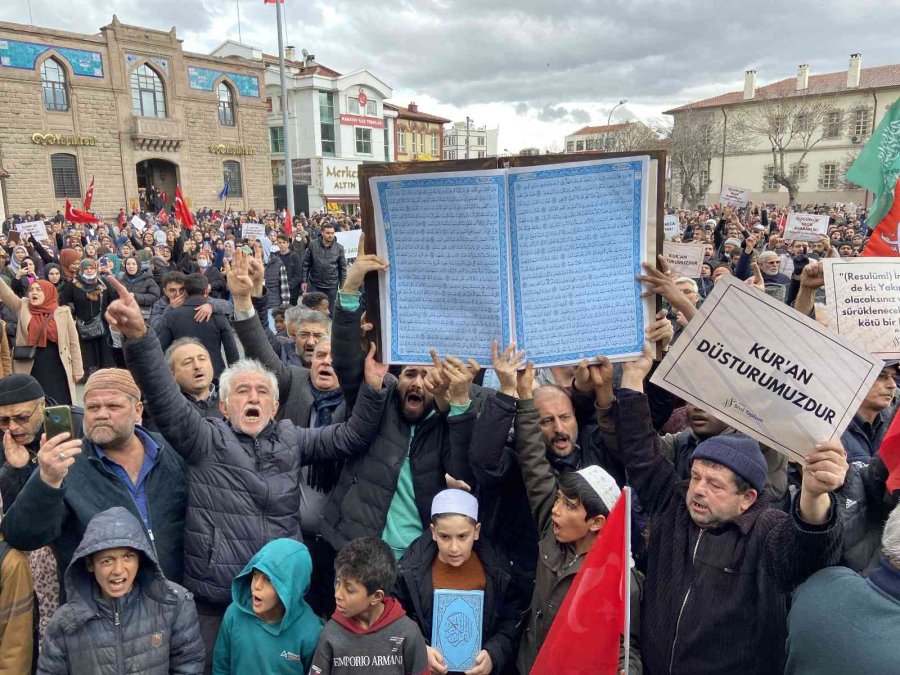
[308,597,428,675]
[37,506,204,675]
[213,539,322,674]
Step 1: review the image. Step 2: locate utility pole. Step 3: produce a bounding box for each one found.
[275,0,294,217]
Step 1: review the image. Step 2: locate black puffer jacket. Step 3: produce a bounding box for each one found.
[301,237,346,289]
[395,533,525,675]
[37,507,204,675]
[119,271,160,317]
[123,328,388,606]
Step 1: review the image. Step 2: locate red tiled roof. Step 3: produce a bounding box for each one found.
[665,63,900,114]
[384,102,451,124]
[261,53,342,78]
[570,123,632,136]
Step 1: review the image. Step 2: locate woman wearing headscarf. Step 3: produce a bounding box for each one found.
[119,255,160,319]
[43,263,66,292]
[0,276,82,403]
[9,256,38,298]
[57,248,82,283]
[59,258,116,378]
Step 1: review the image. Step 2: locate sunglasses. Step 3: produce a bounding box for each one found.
[0,401,40,427]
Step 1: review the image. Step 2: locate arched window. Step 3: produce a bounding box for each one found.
[131,64,166,118]
[222,161,243,198]
[40,58,68,112]
[217,82,235,126]
[50,153,81,198]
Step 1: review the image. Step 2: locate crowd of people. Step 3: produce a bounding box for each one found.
[0,197,893,675]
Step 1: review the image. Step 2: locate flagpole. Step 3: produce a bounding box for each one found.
[236,0,242,43]
[623,486,632,675]
[275,0,295,221]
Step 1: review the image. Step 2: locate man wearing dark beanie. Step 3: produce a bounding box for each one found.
[612,352,846,675]
[0,374,66,507]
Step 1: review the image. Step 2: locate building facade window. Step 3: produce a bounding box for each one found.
[576,140,584,151]
[790,163,808,182]
[356,127,372,154]
[131,64,166,118]
[217,82,235,126]
[349,97,377,116]
[384,125,390,159]
[853,109,871,137]
[477,136,485,146]
[319,91,336,156]
[269,126,284,153]
[819,163,838,190]
[40,58,68,112]
[477,150,485,158]
[796,115,808,133]
[698,168,710,187]
[417,133,425,154]
[762,165,778,191]
[431,133,438,155]
[51,153,80,198]
[398,131,407,154]
[223,161,243,197]
[566,141,574,152]
[824,111,842,139]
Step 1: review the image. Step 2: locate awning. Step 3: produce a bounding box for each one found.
[324,196,359,204]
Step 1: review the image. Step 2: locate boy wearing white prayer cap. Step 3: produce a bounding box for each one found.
[394,489,526,675]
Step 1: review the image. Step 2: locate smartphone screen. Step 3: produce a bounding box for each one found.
[43,405,73,439]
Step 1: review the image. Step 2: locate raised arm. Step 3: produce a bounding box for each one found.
[105,275,215,465]
[514,363,559,534]
[0,278,20,314]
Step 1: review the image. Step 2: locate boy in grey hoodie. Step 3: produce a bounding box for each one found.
[308,538,427,675]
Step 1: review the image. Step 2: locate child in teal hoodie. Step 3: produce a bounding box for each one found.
[213,538,323,674]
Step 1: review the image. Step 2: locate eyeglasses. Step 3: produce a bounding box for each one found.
[0,402,41,427]
[293,332,327,341]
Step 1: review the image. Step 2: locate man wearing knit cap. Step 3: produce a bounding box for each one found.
[2,368,188,592]
[612,352,846,675]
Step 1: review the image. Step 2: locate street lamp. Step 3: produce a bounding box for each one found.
[605,99,627,151]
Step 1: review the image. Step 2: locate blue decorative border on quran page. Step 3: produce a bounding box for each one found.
[376,174,510,364]
[508,160,646,365]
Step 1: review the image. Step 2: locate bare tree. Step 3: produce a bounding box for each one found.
[580,121,662,154]
[658,110,728,209]
[735,91,863,204]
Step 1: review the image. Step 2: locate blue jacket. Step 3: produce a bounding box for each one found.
[213,539,321,674]
[840,411,888,464]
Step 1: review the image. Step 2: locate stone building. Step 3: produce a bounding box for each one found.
[0,15,272,222]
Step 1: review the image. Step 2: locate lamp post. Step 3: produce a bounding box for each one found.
[605,99,627,151]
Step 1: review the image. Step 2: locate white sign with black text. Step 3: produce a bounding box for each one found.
[784,213,829,243]
[650,275,881,462]
[822,257,900,359]
[663,242,706,278]
[15,221,49,242]
[664,215,680,240]
[130,215,146,232]
[335,230,362,260]
[719,184,752,208]
[241,223,266,241]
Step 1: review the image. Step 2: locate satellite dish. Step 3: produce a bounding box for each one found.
[302,49,309,58]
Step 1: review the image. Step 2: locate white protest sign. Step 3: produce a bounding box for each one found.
[822,257,900,358]
[663,242,706,278]
[650,275,881,462]
[719,184,752,207]
[784,213,829,243]
[664,215,680,240]
[130,215,146,232]
[335,229,362,260]
[241,223,266,241]
[16,221,49,242]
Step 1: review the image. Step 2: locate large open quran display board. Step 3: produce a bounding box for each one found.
[358,152,666,365]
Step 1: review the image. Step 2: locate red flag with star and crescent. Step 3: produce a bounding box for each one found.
[83,177,95,211]
[862,177,900,257]
[174,187,195,230]
[65,199,100,225]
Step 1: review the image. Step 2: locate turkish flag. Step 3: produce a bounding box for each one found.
[876,404,900,493]
[174,186,195,230]
[65,199,100,225]
[118,210,126,229]
[284,209,293,237]
[157,208,169,225]
[531,491,630,675]
[83,177,95,211]
[862,177,900,257]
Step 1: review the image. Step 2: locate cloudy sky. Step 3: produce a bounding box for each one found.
[4,1,899,151]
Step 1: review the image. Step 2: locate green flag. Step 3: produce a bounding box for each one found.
[845,97,900,228]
